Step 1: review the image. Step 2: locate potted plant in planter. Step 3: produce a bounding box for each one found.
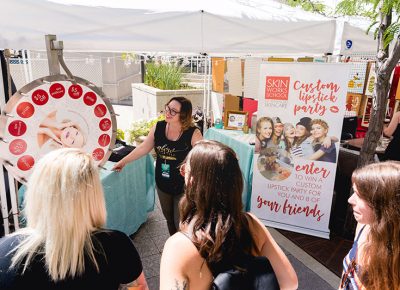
[132,61,204,121]
[116,129,125,142]
[145,62,185,90]
[126,115,164,158]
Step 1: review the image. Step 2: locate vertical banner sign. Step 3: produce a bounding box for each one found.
[250,63,350,238]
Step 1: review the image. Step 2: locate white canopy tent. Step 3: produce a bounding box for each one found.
[0,0,337,56]
[0,0,378,235]
[338,20,377,54]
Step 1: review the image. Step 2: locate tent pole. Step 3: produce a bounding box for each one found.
[0,51,10,235]
[202,54,207,133]
[206,56,211,130]
[45,35,61,75]
[21,50,29,84]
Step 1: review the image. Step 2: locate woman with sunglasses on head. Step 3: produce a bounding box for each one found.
[340,161,400,290]
[113,97,202,235]
[160,140,298,290]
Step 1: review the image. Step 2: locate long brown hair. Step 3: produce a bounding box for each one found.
[179,140,257,272]
[167,97,193,130]
[352,161,400,290]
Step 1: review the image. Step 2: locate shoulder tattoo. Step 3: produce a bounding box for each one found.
[172,279,188,290]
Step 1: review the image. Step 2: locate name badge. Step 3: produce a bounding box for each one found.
[161,163,170,179]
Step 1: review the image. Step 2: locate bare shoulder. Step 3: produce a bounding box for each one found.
[191,128,203,145]
[245,212,269,250]
[246,212,266,230]
[161,232,210,290]
[163,232,199,260]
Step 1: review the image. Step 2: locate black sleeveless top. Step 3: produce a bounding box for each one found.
[154,121,196,195]
[384,125,400,161]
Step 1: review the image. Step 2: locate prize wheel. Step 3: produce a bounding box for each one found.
[0,74,116,184]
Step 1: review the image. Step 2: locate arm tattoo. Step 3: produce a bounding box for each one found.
[172,279,188,290]
[119,280,138,290]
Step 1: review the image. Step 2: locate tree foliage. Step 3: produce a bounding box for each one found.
[287,0,400,166]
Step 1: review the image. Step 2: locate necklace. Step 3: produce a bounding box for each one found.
[166,123,183,141]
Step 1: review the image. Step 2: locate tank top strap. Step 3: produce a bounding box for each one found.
[179,230,193,241]
[355,225,366,242]
[154,120,166,137]
[348,225,366,260]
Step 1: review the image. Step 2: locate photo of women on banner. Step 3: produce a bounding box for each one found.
[250,63,350,239]
[255,114,338,182]
[309,119,337,163]
[255,116,273,153]
[256,115,293,180]
[282,116,338,163]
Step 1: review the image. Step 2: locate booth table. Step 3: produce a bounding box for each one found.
[204,127,255,211]
[19,154,155,236]
[343,137,389,154]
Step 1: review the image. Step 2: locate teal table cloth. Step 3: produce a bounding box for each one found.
[18,154,155,236]
[204,127,255,211]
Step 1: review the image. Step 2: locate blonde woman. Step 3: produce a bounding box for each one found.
[0,149,148,290]
[255,117,274,153]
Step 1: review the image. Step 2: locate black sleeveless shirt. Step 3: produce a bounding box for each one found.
[384,125,400,161]
[154,121,196,195]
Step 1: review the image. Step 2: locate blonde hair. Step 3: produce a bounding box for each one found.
[310,119,328,130]
[256,117,274,140]
[10,148,106,281]
[310,119,329,144]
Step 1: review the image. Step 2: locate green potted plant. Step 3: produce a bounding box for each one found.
[127,115,165,145]
[116,128,125,142]
[131,60,204,120]
[145,62,185,90]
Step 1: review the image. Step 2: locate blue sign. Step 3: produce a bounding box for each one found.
[346,40,353,49]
